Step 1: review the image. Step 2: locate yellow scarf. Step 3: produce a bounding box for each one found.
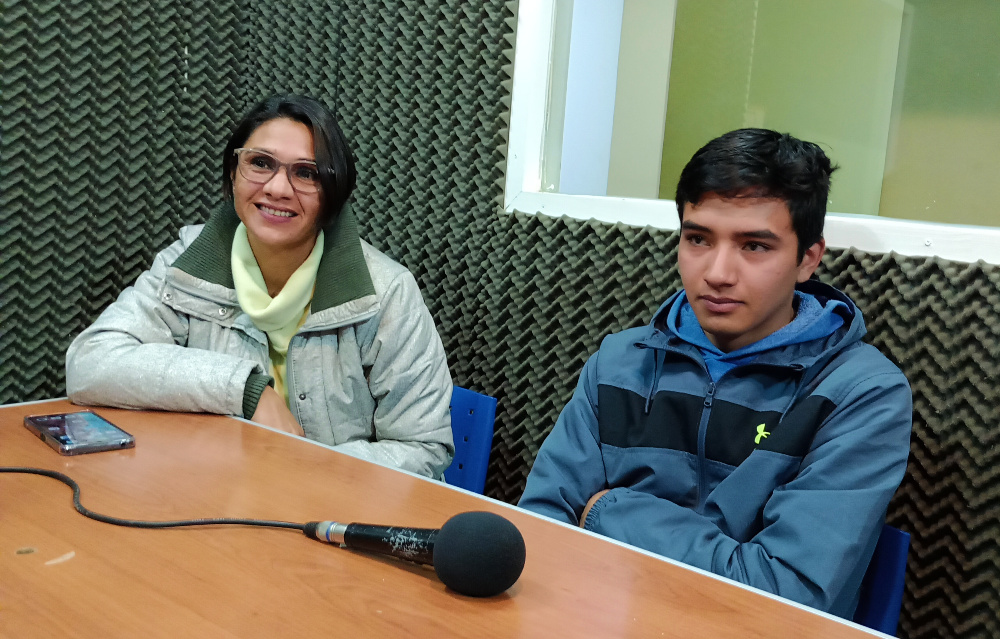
[231,224,324,404]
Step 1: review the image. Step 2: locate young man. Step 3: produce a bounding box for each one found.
[518,129,912,618]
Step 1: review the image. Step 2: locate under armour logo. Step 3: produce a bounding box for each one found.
[755,423,770,445]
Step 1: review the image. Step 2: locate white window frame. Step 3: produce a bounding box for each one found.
[505,0,1000,265]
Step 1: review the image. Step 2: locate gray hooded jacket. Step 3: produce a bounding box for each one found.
[66,203,454,478]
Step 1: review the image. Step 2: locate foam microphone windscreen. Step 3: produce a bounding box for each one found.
[433,511,526,597]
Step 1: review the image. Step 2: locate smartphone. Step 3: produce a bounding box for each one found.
[24,410,135,455]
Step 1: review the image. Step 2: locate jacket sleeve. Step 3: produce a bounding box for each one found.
[582,370,912,614]
[518,352,607,524]
[334,270,455,479]
[65,240,264,417]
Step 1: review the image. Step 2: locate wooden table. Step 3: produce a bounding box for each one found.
[0,400,880,638]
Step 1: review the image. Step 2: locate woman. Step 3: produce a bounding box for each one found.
[66,94,454,478]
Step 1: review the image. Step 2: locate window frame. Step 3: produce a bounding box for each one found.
[504,0,1000,265]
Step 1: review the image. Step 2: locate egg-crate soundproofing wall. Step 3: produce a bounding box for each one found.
[2,1,997,637]
[0,0,245,402]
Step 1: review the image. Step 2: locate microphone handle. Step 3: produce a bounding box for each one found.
[344,523,438,566]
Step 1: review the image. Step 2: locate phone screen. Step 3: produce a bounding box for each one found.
[25,411,135,455]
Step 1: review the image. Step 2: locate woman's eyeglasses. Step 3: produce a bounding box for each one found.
[233,148,322,194]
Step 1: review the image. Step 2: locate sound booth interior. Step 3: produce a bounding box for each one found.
[1,1,998,637]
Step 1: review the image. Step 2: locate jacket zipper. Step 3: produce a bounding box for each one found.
[285,337,305,432]
[635,336,812,509]
[645,349,663,414]
[696,381,715,509]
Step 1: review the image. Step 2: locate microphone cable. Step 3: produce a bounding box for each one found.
[0,466,306,532]
[3,466,528,597]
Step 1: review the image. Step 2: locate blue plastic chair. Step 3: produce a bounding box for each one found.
[443,386,497,494]
[853,524,910,635]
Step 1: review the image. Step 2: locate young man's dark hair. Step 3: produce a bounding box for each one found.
[675,128,837,260]
[518,128,911,620]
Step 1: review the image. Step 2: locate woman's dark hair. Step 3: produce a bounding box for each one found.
[675,128,837,261]
[222,94,357,227]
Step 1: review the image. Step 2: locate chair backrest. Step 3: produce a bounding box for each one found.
[853,524,910,636]
[443,386,497,494]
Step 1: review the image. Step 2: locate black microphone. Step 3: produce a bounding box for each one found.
[304,511,526,597]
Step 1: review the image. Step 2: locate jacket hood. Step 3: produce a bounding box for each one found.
[642,279,866,370]
[170,201,376,313]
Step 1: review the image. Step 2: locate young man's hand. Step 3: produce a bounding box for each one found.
[251,386,305,437]
[579,489,610,527]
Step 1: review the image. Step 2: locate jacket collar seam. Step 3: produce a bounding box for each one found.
[170,201,376,313]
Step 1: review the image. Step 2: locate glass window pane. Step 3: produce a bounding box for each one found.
[879,0,1000,226]
[545,0,1000,228]
[659,0,904,216]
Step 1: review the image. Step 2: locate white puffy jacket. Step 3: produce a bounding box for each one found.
[66,203,454,478]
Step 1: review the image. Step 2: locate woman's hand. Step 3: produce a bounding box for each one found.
[251,386,305,436]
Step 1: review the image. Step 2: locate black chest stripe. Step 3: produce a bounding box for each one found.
[598,384,837,466]
[707,395,837,466]
[598,385,702,455]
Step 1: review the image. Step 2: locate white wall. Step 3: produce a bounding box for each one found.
[606,0,676,199]
[557,0,624,196]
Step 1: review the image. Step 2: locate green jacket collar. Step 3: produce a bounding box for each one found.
[171,201,376,312]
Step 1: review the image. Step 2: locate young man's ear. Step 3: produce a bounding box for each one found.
[796,238,826,283]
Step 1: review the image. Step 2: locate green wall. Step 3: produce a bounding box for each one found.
[659,0,902,216]
[658,0,757,201]
[879,0,1000,225]
[659,0,1000,227]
